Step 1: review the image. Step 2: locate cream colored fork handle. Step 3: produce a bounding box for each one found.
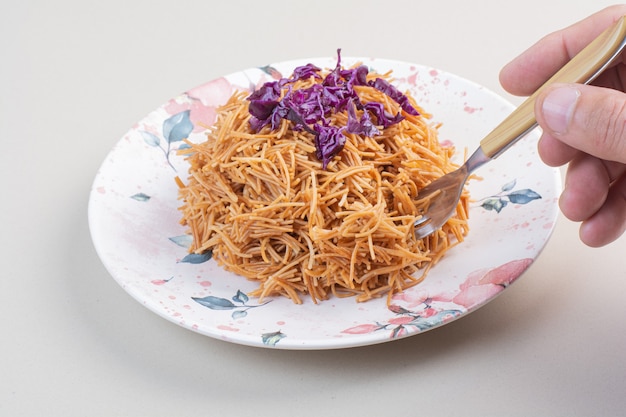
[480,15,626,159]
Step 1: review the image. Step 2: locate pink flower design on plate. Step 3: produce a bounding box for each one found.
[341,258,533,339]
[164,78,235,133]
[452,258,533,308]
[186,77,234,107]
[392,287,452,309]
[341,303,462,339]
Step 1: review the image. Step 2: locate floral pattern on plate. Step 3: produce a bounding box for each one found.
[88,57,560,349]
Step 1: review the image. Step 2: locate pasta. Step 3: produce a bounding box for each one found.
[176,62,470,304]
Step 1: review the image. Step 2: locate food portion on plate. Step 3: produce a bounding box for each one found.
[89,54,557,348]
[175,51,470,304]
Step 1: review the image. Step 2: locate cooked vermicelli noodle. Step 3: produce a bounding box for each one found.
[176,59,469,304]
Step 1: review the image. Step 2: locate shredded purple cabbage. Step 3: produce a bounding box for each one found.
[368,77,420,117]
[247,49,419,168]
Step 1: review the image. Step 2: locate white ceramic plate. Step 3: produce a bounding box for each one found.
[88,56,560,349]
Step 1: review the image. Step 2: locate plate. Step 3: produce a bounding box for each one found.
[88,56,560,349]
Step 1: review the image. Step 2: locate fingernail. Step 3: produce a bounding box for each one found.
[541,86,581,134]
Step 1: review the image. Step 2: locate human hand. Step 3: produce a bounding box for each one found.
[500,5,626,247]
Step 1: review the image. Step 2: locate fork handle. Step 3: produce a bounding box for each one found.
[480,15,626,159]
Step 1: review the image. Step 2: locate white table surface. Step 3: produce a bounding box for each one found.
[3,1,625,416]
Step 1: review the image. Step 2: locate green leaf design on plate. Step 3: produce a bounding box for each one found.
[180,251,212,264]
[232,310,248,319]
[139,130,160,147]
[501,179,516,192]
[262,331,286,347]
[192,295,237,310]
[480,197,507,213]
[506,189,542,204]
[130,192,151,202]
[232,290,249,304]
[478,179,541,214]
[163,110,193,144]
[193,290,273,320]
[169,234,193,248]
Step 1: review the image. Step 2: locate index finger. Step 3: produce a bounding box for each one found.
[500,5,626,96]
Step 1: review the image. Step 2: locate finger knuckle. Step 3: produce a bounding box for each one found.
[592,98,626,158]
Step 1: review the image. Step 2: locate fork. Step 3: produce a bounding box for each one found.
[413,15,626,239]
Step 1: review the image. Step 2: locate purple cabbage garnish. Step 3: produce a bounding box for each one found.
[362,102,405,128]
[368,77,420,117]
[346,100,380,138]
[247,49,419,169]
[314,123,347,168]
[291,63,323,81]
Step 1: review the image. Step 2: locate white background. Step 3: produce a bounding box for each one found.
[2,1,625,416]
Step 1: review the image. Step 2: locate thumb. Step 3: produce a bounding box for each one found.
[535,83,626,163]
